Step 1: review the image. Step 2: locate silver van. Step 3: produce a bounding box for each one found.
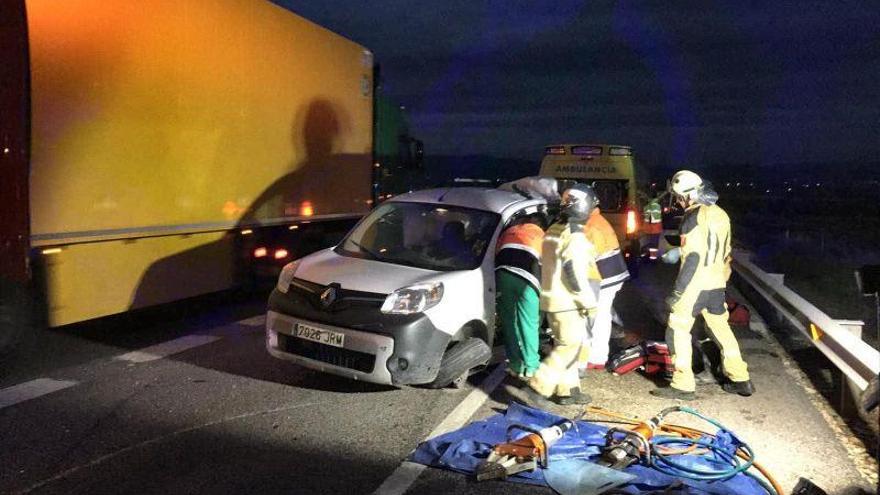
[266,188,546,387]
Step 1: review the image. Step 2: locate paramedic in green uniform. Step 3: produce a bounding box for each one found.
[495,212,546,378]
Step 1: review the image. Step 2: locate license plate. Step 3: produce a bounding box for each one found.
[294,323,345,348]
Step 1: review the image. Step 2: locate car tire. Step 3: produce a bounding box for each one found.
[425,337,491,389]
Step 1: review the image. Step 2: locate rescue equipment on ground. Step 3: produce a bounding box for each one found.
[725,296,751,328]
[609,341,674,378]
[476,415,580,480]
[589,405,782,494]
[790,477,830,495]
[609,344,647,375]
[410,401,781,494]
[543,458,636,495]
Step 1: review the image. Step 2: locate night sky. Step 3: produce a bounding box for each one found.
[277,1,879,173]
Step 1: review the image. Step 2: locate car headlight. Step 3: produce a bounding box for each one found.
[380,282,444,314]
[276,260,300,293]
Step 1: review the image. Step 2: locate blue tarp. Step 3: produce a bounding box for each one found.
[410,402,768,494]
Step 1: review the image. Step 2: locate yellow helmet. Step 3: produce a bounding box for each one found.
[670,170,703,201]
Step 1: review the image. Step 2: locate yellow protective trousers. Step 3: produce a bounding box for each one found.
[529,310,587,398]
[667,288,750,392]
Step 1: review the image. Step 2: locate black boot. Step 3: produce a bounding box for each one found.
[722,379,755,397]
[650,386,696,401]
[554,388,592,405]
[504,383,557,410]
[695,368,719,385]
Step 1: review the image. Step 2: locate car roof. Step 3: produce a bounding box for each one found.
[389,187,543,214]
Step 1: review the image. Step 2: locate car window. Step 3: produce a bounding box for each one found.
[335,202,500,271]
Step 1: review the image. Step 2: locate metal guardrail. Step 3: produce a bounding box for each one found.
[731,249,880,392]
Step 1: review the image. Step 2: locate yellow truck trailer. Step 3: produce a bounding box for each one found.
[0,0,375,333]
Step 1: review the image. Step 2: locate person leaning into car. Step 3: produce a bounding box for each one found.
[495,211,547,379]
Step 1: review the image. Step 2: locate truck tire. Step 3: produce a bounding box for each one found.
[426,337,491,389]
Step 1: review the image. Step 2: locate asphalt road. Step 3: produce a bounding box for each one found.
[0,263,875,494]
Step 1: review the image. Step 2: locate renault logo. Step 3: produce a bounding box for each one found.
[320,287,337,308]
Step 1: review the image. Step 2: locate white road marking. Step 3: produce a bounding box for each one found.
[0,378,79,409]
[114,335,221,363]
[238,315,266,327]
[372,364,508,495]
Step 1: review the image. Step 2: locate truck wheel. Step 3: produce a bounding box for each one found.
[426,337,491,389]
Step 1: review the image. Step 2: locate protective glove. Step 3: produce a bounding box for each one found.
[665,290,683,312]
[661,247,681,264]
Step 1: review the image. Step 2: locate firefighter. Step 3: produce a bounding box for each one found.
[577,188,630,374]
[495,210,547,378]
[508,184,601,407]
[651,170,754,400]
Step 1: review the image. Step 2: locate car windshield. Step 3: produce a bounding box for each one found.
[335,202,500,271]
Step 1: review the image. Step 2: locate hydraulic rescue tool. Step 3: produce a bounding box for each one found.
[588,405,782,495]
[598,407,668,469]
[475,417,578,481]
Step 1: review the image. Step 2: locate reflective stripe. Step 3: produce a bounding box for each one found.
[600,270,630,288]
[497,242,540,260]
[713,232,720,264]
[705,230,711,266]
[596,248,621,261]
[596,251,629,286]
[496,245,541,291]
[562,260,581,292]
[496,266,541,292]
[723,232,730,259]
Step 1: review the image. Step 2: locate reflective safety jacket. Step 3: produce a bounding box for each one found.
[643,199,663,234]
[540,221,602,313]
[673,203,733,300]
[495,223,544,291]
[643,200,662,223]
[584,209,630,289]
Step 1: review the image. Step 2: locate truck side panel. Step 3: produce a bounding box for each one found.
[25,0,374,326]
[38,232,235,326]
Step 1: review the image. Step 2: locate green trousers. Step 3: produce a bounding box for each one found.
[496,270,541,375]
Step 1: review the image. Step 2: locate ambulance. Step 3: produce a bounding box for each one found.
[538,144,643,271]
